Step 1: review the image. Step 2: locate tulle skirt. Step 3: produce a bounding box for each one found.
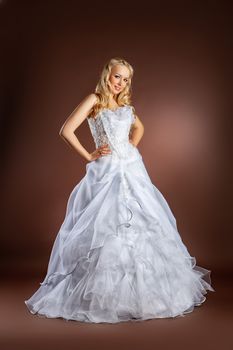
[24,148,215,323]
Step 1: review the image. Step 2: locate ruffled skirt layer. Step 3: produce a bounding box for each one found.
[25,150,215,323]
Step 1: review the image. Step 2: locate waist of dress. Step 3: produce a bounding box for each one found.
[97,140,141,161]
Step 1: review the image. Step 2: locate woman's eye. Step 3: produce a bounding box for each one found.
[114,75,128,82]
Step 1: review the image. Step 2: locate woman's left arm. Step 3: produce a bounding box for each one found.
[129,114,144,147]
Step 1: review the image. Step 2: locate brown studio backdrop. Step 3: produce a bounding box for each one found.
[1,1,233,350]
[1,0,232,301]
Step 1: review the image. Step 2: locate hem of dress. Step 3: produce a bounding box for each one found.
[24,294,210,324]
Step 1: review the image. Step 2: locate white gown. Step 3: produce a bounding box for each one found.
[24,105,215,323]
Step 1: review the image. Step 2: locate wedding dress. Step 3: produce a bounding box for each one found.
[24,105,215,323]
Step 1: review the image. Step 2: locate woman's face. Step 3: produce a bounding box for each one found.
[108,64,130,96]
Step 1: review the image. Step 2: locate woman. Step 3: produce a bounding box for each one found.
[24,57,215,324]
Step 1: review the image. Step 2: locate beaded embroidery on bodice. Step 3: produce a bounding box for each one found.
[87,105,137,159]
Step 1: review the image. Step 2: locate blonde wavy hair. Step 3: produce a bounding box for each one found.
[90,57,135,119]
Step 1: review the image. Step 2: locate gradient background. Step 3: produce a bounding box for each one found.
[1,0,232,349]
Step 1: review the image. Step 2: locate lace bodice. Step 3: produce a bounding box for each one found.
[87,105,138,160]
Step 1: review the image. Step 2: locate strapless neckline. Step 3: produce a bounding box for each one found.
[89,105,132,121]
[102,105,130,113]
[105,105,125,112]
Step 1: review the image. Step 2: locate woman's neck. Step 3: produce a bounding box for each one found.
[108,95,118,108]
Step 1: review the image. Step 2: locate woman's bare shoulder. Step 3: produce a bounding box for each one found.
[82,93,98,108]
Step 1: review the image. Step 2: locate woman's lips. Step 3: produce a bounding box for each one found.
[114,86,121,91]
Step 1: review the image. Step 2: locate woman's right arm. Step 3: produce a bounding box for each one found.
[59,93,110,162]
